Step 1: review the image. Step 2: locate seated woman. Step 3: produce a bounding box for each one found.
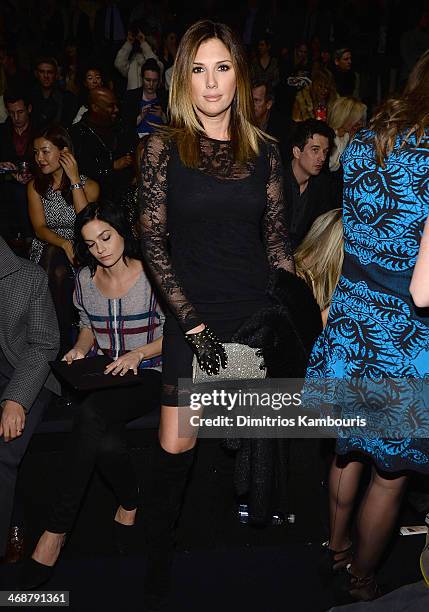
[292,68,337,122]
[72,63,109,125]
[328,96,367,172]
[294,208,343,326]
[22,200,164,589]
[28,124,99,354]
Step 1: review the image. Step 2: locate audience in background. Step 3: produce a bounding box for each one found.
[29,57,78,131]
[284,119,340,250]
[252,79,292,161]
[160,28,178,72]
[114,20,162,91]
[292,67,337,122]
[28,124,99,354]
[0,45,30,95]
[72,63,107,125]
[251,36,280,88]
[70,87,136,201]
[123,58,166,138]
[0,92,35,239]
[333,47,360,98]
[328,96,367,172]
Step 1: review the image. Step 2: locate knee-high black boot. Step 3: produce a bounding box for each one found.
[143,444,195,611]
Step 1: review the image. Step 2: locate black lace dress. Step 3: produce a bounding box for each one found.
[140,133,294,405]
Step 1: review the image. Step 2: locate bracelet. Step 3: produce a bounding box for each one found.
[70,182,83,190]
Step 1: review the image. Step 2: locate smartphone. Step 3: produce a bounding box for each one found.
[399,525,427,536]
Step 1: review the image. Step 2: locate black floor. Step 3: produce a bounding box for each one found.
[0,435,427,611]
[0,534,425,612]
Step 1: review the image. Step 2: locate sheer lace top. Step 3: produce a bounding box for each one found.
[139,133,294,331]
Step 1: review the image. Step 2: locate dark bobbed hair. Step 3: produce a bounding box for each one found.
[33,124,75,201]
[77,61,107,104]
[291,118,335,151]
[74,200,141,276]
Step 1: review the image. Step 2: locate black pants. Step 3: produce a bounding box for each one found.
[38,245,76,356]
[0,370,52,556]
[47,372,161,533]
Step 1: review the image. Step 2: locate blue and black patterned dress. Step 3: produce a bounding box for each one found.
[306,128,429,473]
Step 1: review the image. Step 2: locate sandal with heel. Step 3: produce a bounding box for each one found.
[319,540,353,580]
[346,565,381,601]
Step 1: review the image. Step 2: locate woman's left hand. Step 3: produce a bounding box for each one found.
[104,351,143,376]
[59,147,80,184]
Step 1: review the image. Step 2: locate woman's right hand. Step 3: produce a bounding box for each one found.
[62,348,85,364]
[61,239,75,265]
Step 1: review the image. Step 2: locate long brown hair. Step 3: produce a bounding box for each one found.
[167,19,266,167]
[370,50,429,166]
[33,124,75,202]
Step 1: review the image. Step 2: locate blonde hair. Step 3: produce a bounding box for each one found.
[294,209,343,310]
[166,19,266,167]
[370,50,429,166]
[328,96,367,132]
[311,68,337,107]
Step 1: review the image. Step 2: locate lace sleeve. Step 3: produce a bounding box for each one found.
[262,143,295,273]
[139,134,201,332]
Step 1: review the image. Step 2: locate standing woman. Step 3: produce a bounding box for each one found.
[28,125,99,354]
[139,19,295,610]
[307,51,429,601]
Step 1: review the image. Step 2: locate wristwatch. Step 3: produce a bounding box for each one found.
[70,182,83,190]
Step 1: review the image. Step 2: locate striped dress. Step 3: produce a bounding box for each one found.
[73,266,163,370]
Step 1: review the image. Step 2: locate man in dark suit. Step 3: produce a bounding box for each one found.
[0,236,60,560]
[70,87,137,200]
[284,119,341,249]
[252,79,293,162]
[29,57,78,131]
[0,92,34,239]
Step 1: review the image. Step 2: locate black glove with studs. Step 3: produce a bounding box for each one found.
[184,326,228,376]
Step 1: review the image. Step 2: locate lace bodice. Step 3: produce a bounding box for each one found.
[139,133,294,331]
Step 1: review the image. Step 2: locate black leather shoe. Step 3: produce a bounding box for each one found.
[113,521,136,556]
[20,558,54,590]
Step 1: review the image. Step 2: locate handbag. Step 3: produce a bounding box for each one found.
[192,342,266,384]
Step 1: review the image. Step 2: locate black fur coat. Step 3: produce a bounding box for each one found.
[224,269,323,524]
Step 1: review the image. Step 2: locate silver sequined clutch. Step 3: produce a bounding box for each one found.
[192,343,266,384]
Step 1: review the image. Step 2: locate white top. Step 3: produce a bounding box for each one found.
[114,40,163,90]
[329,132,350,172]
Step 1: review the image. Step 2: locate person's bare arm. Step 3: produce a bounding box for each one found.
[410,216,429,307]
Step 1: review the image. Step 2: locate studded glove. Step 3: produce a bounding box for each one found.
[184,326,228,376]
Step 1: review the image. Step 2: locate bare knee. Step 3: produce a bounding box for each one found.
[158,404,197,454]
[159,435,196,455]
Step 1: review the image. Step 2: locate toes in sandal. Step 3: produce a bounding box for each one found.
[346,566,381,602]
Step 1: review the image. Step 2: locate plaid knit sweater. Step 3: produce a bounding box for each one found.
[74,266,163,370]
